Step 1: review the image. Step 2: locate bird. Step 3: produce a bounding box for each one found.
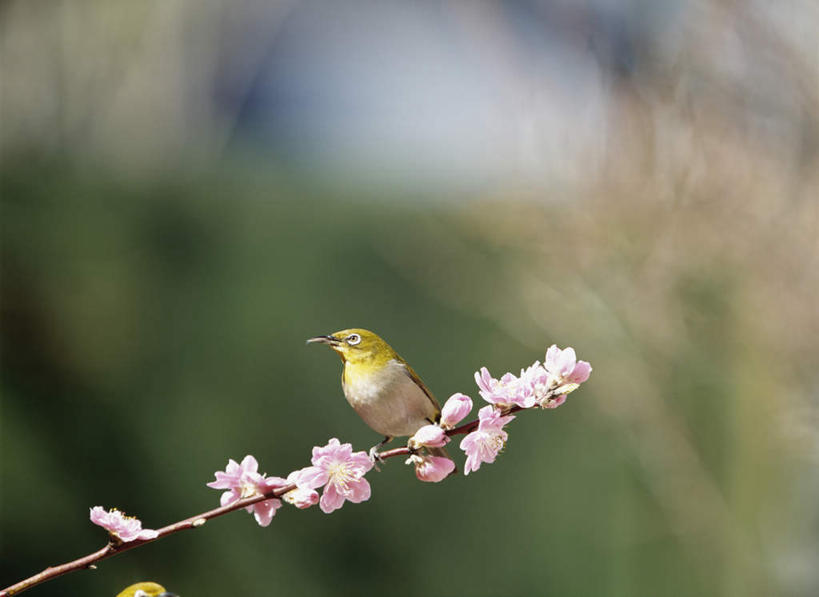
[116,582,177,597]
[307,328,452,466]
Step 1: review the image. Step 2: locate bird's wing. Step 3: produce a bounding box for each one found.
[401,361,441,420]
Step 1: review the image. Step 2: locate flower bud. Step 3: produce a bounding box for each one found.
[440,393,473,428]
[408,424,449,449]
[406,454,456,483]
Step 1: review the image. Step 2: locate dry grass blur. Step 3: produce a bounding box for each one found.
[377,6,819,593]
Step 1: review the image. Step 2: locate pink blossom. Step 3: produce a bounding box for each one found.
[207,455,265,506]
[459,406,515,475]
[544,345,592,384]
[408,424,449,449]
[440,393,473,428]
[282,468,321,509]
[519,361,550,400]
[298,438,374,514]
[473,367,536,408]
[207,455,288,527]
[89,507,158,542]
[406,454,456,482]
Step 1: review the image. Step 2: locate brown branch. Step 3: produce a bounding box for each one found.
[1,403,530,596]
[0,484,294,596]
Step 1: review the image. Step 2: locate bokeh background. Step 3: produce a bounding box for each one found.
[2,1,818,596]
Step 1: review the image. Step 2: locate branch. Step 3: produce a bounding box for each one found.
[0,407,518,596]
[0,483,289,596]
[2,341,590,596]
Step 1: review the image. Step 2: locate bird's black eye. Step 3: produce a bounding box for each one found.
[346,333,361,345]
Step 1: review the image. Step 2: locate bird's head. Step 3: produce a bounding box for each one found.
[116,582,177,597]
[307,328,395,366]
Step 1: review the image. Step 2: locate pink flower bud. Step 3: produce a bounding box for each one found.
[440,393,473,428]
[284,488,319,509]
[407,455,456,483]
[408,424,449,449]
[283,468,321,509]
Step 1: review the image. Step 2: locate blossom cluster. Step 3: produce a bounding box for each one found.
[207,441,373,521]
[89,344,590,537]
[404,344,592,476]
[474,344,592,410]
[402,392,466,481]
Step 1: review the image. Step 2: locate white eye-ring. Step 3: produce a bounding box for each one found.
[134,591,148,597]
[346,333,361,345]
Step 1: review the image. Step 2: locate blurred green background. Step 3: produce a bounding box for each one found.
[2,2,818,596]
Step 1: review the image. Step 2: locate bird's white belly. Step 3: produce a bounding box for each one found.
[343,359,436,437]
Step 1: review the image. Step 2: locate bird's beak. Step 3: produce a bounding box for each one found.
[306,335,339,346]
[158,593,178,597]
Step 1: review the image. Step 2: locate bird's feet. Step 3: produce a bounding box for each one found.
[368,446,385,471]
[368,436,391,471]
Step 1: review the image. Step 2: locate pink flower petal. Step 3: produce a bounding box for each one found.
[556,347,577,377]
[240,455,259,473]
[208,456,263,491]
[345,477,372,504]
[347,451,376,474]
[569,360,592,384]
[312,438,343,463]
[205,474,229,489]
[474,368,489,393]
[89,506,107,525]
[544,345,561,370]
[252,498,282,527]
[290,466,327,490]
[320,483,345,514]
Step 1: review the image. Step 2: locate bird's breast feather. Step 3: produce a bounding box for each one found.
[343,358,409,405]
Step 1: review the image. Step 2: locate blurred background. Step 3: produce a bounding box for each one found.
[2,1,818,596]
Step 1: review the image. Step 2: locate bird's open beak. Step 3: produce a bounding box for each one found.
[306,334,339,346]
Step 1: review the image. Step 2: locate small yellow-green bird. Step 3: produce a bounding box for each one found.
[307,328,450,462]
[116,582,177,597]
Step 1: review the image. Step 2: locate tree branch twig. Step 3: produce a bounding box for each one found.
[1,405,527,596]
